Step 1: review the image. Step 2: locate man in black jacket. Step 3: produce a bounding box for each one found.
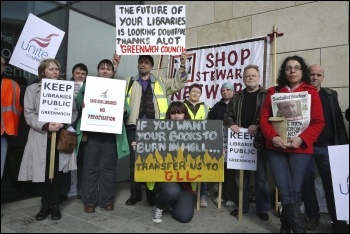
[302,64,349,233]
[224,65,271,221]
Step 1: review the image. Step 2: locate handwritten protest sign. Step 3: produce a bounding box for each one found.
[227,128,257,171]
[9,13,65,75]
[38,79,74,124]
[134,119,224,182]
[80,76,126,134]
[115,5,186,55]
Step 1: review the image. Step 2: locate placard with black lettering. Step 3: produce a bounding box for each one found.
[38,79,74,124]
[80,76,126,134]
[115,5,186,55]
[134,119,224,182]
[227,128,257,171]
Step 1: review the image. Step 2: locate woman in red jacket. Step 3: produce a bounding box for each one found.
[259,55,324,233]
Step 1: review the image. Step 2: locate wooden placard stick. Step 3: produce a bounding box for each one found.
[49,132,56,179]
[238,169,244,222]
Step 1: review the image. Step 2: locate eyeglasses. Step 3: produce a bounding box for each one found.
[285,65,302,72]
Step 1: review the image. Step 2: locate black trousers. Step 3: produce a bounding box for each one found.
[39,137,63,207]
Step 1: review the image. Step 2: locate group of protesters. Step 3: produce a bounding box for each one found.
[1,52,348,233]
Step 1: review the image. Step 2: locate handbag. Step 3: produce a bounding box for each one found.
[253,125,265,150]
[57,128,77,153]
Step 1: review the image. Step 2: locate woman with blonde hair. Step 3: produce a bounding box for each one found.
[18,58,77,221]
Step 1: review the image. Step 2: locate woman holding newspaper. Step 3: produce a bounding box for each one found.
[18,59,77,221]
[259,55,324,233]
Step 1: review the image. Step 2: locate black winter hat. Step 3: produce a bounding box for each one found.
[138,55,154,66]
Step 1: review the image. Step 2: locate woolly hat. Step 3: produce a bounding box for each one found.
[138,55,154,66]
[221,82,234,90]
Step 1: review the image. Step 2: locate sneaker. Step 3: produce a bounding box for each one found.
[152,206,163,223]
[213,197,224,204]
[200,198,208,208]
[224,200,235,207]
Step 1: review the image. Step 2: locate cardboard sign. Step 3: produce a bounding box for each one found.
[80,76,126,134]
[227,128,257,171]
[134,119,224,182]
[38,79,74,124]
[328,145,349,221]
[115,5,186,55]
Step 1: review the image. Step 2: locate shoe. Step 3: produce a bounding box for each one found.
[333,221,349,233]
[60,194,68,204]
[213,197,224,204]
[230,209,239,216]
[50,205,62,220]
[258,212,269,221]
[200,198,207,208]
[103,204,114,211]
[84,205,95,213]
[305,216,319,230]
[230,209,248,216]
[125,194,141,206]
[224,200,235,207]
[152,206,163,223]
[35,207,51,221]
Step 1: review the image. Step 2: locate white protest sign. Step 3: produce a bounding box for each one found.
[38,79,74,124]
[328,145,349,221]
[9,13,65,75]
[115,5,186,55]
[80,76,126,134]
[227,128,257,171]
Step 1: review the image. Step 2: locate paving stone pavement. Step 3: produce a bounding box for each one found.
[1,181,334,233]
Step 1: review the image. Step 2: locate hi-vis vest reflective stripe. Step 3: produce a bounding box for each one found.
[1,79,22,136]
[184,103,209,120]
[126,77,169,119]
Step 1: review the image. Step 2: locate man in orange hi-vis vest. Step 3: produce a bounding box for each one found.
[1,55,22,180]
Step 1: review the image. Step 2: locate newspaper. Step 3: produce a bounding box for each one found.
[271,91,311,142]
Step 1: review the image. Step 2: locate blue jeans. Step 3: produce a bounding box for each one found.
[81,132,117,207]
[200,182,207,198]
[1,135,8,178]
[155,182,194,223]
[243,150,271,213]
[302,147,339,223]
[267,150,310,205]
